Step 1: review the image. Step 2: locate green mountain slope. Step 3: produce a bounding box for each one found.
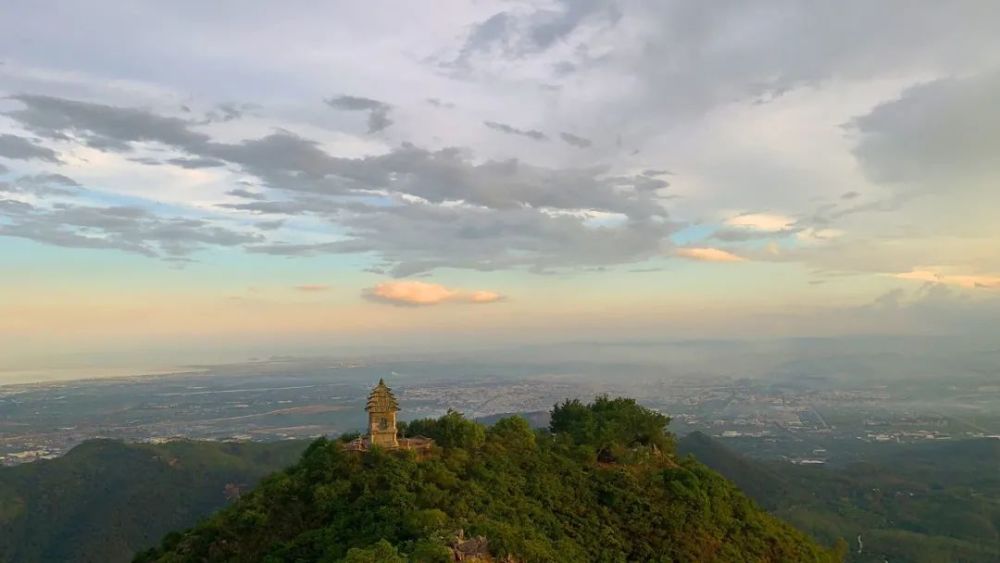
[138,397,841,562]
[678,433,1000,563]
[0,439,307,563]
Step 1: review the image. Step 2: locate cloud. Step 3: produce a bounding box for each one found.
[676,247,745,262]
[204,102,251,123]
[226,188,265,200]
[166,156,226,169]
[5,94,209,151]
[0,173,80,196]
[248,203,672,276]
[893,269,1000,289]
[468,290,504,303]
[255,219,284,231]
[711,213,797,241]
[796,227,844,244]
[324,95,393,133]
[294,284,331,292]
[363,280,504,306]
[850,72,1000,191]
[451,2,1000,122]
[3,95,676,274]
[0,134,60,162]
[0,197,261,259]
[5,96,667,217]
[725,213,794,231]
[447,1,620,69]
[426,98,455,109]
[484,121,548,141]
[559,132,592,148]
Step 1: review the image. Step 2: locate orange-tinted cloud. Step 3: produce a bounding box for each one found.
[893,269,1000,289]
[295,284,331,292]
[676,247,746,262]
[364,281,504,306]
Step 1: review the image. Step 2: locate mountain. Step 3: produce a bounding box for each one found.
[678,433,1000,563]
[0,439,308,563]
[4,419,992,562]
[137,397,842,562]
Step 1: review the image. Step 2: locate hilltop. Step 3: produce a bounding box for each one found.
[137,397,842,562]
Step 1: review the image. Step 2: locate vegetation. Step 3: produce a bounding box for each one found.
[137,396,840,562]
[5,405,992,563]
[0,439,307,563]
[678,432,1000,563]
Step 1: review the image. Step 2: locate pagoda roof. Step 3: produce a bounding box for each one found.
[366,378,399,412]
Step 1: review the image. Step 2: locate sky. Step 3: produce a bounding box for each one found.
[1,1,999,383]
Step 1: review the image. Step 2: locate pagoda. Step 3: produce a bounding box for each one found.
[366,378,400,448]
[344,378,434,453]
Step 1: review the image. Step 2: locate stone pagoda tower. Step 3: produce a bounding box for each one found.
[366,378,399,448]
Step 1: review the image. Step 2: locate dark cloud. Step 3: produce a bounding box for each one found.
[448,1,1000,135]
[559,132,592,148]
[448,1,620,69]
[0,173,80,196]
[204,102,250,123]
[247,201,673,276]
[324,95,393,133]
[226,188,265,200]
[166,156,226,169]
[484,121,547,141]
[850,72,1000,190]
[0,195,260,258]
[609,174,668,193]
[840,191,860,200]
[0,134,61,162]
[4,95,675,273]
[208,135,664,219]
[803,193,914,227]
[6,94,209,152]
[447,12,512,70]
[0,198,33,214]
[255,219,284,231]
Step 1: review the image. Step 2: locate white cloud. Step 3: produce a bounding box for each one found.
[725,213,795,231]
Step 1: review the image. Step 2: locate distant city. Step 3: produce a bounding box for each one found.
[5,341,998,467]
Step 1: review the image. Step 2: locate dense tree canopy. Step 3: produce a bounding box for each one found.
[0,439,307,563]
[137,397,842,562]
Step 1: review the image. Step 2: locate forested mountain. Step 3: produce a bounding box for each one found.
[137,397,841,562]
[5,407,992,562]
[0,439,307,563]
[678,432,1000,563]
